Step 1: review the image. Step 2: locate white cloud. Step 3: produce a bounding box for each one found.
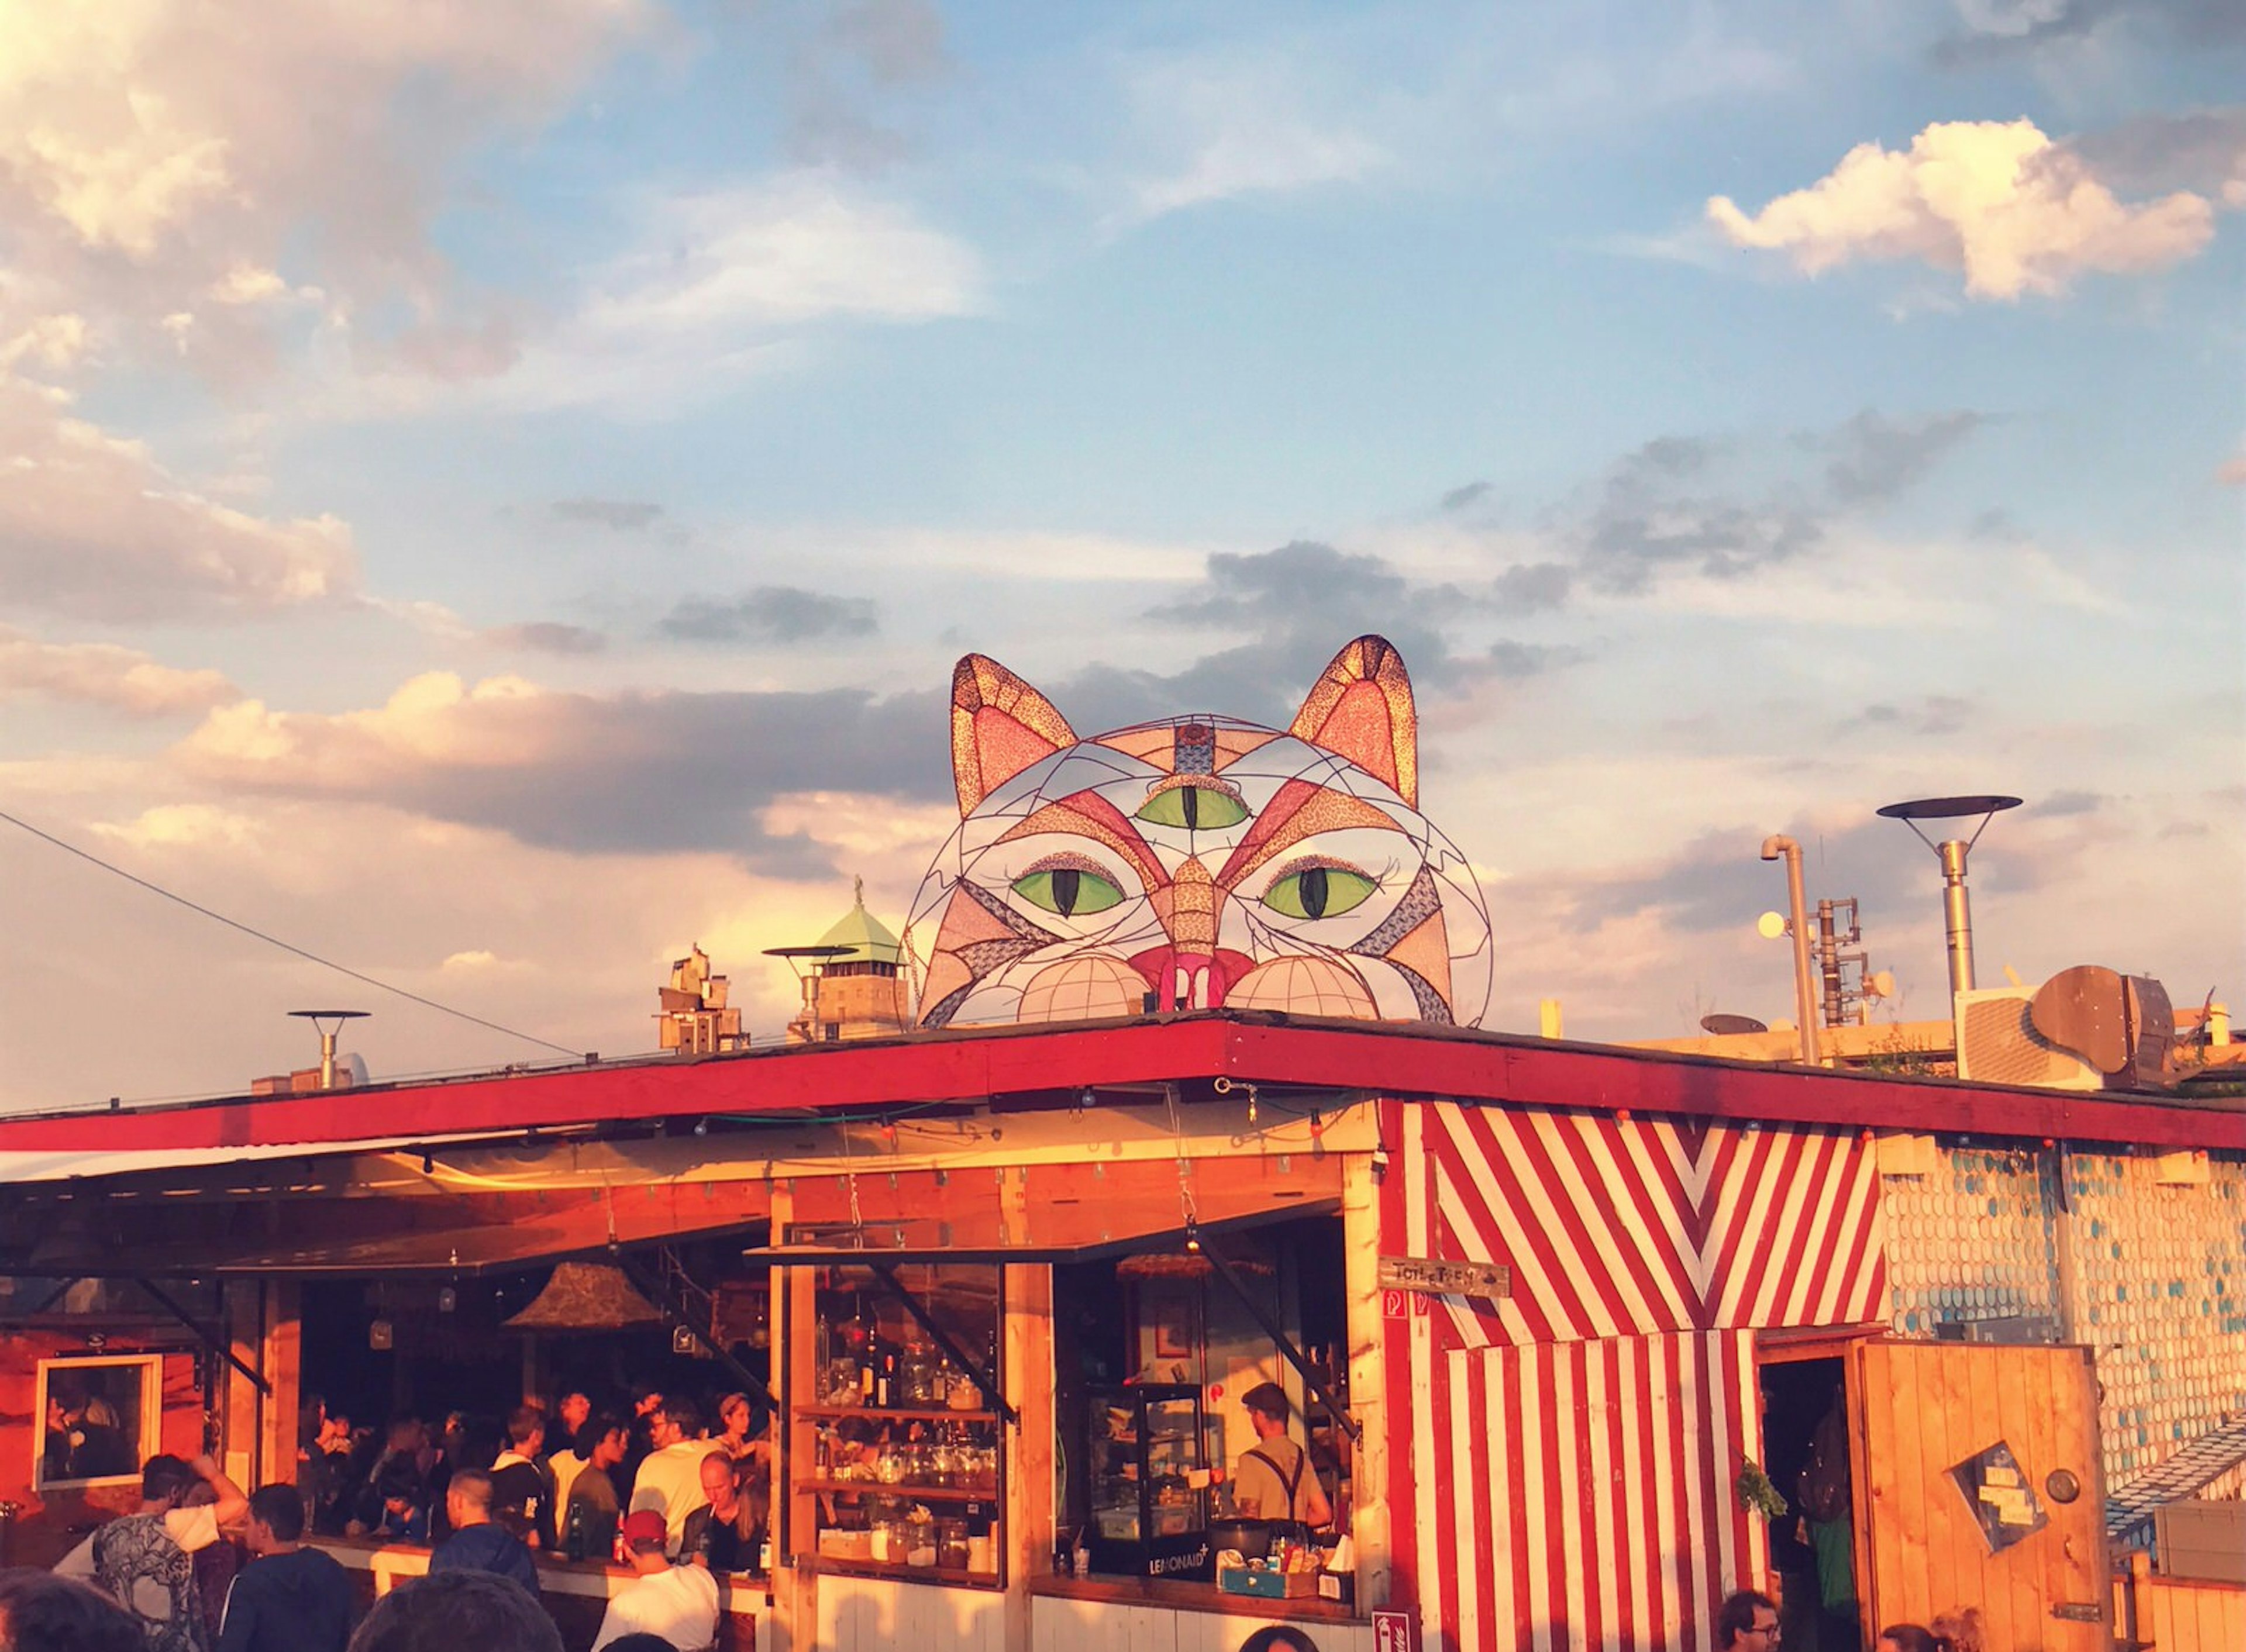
[0,0,645,375]
[0,373,356,622]
[349,175,982,414]
[1115,49,1389,225]
[91,803,261,850]
[1707,119,2217,299]
[0,627,238,715]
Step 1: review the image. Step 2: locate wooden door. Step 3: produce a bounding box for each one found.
[1848,1341,2111,1652]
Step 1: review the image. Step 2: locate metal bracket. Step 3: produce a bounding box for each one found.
[133,1278,268,1396]
[869,1263,1017,1427]
[609,1251,777,1413]
[1190,1225,1361,1444]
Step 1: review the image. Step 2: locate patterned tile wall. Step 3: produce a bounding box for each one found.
[1884,1144,2065,1336]
[2063,1148,2246,1488]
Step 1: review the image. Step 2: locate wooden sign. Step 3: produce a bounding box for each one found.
[1377,1255,1510,1298]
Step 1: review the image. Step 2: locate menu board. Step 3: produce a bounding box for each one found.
[1948,1440,2048,1553]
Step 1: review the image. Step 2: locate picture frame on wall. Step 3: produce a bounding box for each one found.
[1150,1291,1196,1360]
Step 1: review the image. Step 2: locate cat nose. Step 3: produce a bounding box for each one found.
[1164,856,1224,953]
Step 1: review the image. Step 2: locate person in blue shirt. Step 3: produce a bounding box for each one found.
[216,1484,353,1652]
[427,1470,540,1598]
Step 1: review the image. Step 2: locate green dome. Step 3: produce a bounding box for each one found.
[817,878,902,965]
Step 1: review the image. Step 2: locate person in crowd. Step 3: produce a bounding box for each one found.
[0,1568,143,1652]
[549,1392,592,1460]
[1876,1629,1939,1652]
[1228,1384,1334,1532]
[44,1392,77,1483]
[1715,1589,1782,1650]
[597,1637,677,1652]
[425,1415,469,1543]
[1794,1387,1858,1652]
[562,1417,629,1562]
[352,1420,432,1543]
[181,1477,246,1644]
[711,1394,763,1465]
[343,1571,561,1652]
[490,1409,554,1551]
[680,1453,762,1574]
[427,1469,539,1597]
[56,1452,249,1650]
[627,1399,709,1555]
[588,1512,717,1652]
[619,1388,664,1497]
[216,1485,352,1652]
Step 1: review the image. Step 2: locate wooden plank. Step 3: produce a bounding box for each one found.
[1872,1343,1935,1629]
[1918,1347,1963,1632]
[2046,1347,2108,1652]
[1997,1347,2045,1652]
[2018,1346,2063,1652]
[1958,1348,2014,1652]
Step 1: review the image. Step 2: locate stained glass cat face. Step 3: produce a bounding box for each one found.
[907,636,1492,1029]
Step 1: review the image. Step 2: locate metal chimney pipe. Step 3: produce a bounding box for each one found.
[1760,835,1822,1066]
[1937,838,1976,996]
[1878,796,2019,1010]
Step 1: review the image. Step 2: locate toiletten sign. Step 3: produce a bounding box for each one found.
[1377,1255,1510,1299]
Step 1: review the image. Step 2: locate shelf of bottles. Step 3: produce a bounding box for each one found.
[793,1262,1005,1585]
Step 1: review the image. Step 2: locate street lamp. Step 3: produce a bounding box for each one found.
[1759,837,1821,1066]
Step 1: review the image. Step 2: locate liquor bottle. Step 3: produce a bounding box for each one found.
[563,1498,585,1562]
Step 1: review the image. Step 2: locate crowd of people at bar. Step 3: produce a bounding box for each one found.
[9,1380,772,1652]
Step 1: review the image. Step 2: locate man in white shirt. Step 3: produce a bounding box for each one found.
[591,1511,719,1652]
[56,1452,248,1644]
[626,1399,710,1556]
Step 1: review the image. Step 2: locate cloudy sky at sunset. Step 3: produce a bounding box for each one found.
[2,0,2240,1112]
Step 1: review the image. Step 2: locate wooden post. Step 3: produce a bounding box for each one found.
[221,1281,266,1489]
[1342,1152,1391,1608]
[259,1281,302,1491]
[767,1181,819,1652]
[1003,1167,1054,1652]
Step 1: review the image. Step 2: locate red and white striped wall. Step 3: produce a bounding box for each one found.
[1379,1102,1883,1652]
[1412,1332,1769,1652]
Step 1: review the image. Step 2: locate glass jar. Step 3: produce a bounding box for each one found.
[938,1519,970,1570]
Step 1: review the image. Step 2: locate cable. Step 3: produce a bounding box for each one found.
[0,807,584,1059]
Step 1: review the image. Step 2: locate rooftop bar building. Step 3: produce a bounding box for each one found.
[3,1013,2244,1652]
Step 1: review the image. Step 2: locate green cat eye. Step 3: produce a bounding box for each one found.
[1262,865,1376,921]
[1135,785,1249,831]
[1012,866,1125,918]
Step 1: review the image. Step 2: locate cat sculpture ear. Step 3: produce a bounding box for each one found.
[1289,635,1418,808]
[950,654,1079,815]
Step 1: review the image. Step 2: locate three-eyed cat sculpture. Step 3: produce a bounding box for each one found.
[906,636,1492,1030]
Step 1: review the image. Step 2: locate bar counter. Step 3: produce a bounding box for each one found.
[308,1535,767,1651]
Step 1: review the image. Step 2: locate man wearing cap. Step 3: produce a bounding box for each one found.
[591,1510,720,1652]
[1229,1384,1334,1531]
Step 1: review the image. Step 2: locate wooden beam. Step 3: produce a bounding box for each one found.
[1003,1174,1054,1652]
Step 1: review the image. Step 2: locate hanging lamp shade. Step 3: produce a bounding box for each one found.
[501,1261,664,1332]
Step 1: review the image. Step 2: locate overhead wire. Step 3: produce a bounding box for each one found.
[0,806,584,1060]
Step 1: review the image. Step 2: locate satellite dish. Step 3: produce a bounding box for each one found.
[1700,1013,1769,1036]
[1756,911,1788,940]
[1865,971,1895,1000]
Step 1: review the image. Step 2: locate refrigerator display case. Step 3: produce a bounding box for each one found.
[1086,1382,1213,1580]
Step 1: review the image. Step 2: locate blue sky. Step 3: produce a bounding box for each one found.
[1,0,2239,1110]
